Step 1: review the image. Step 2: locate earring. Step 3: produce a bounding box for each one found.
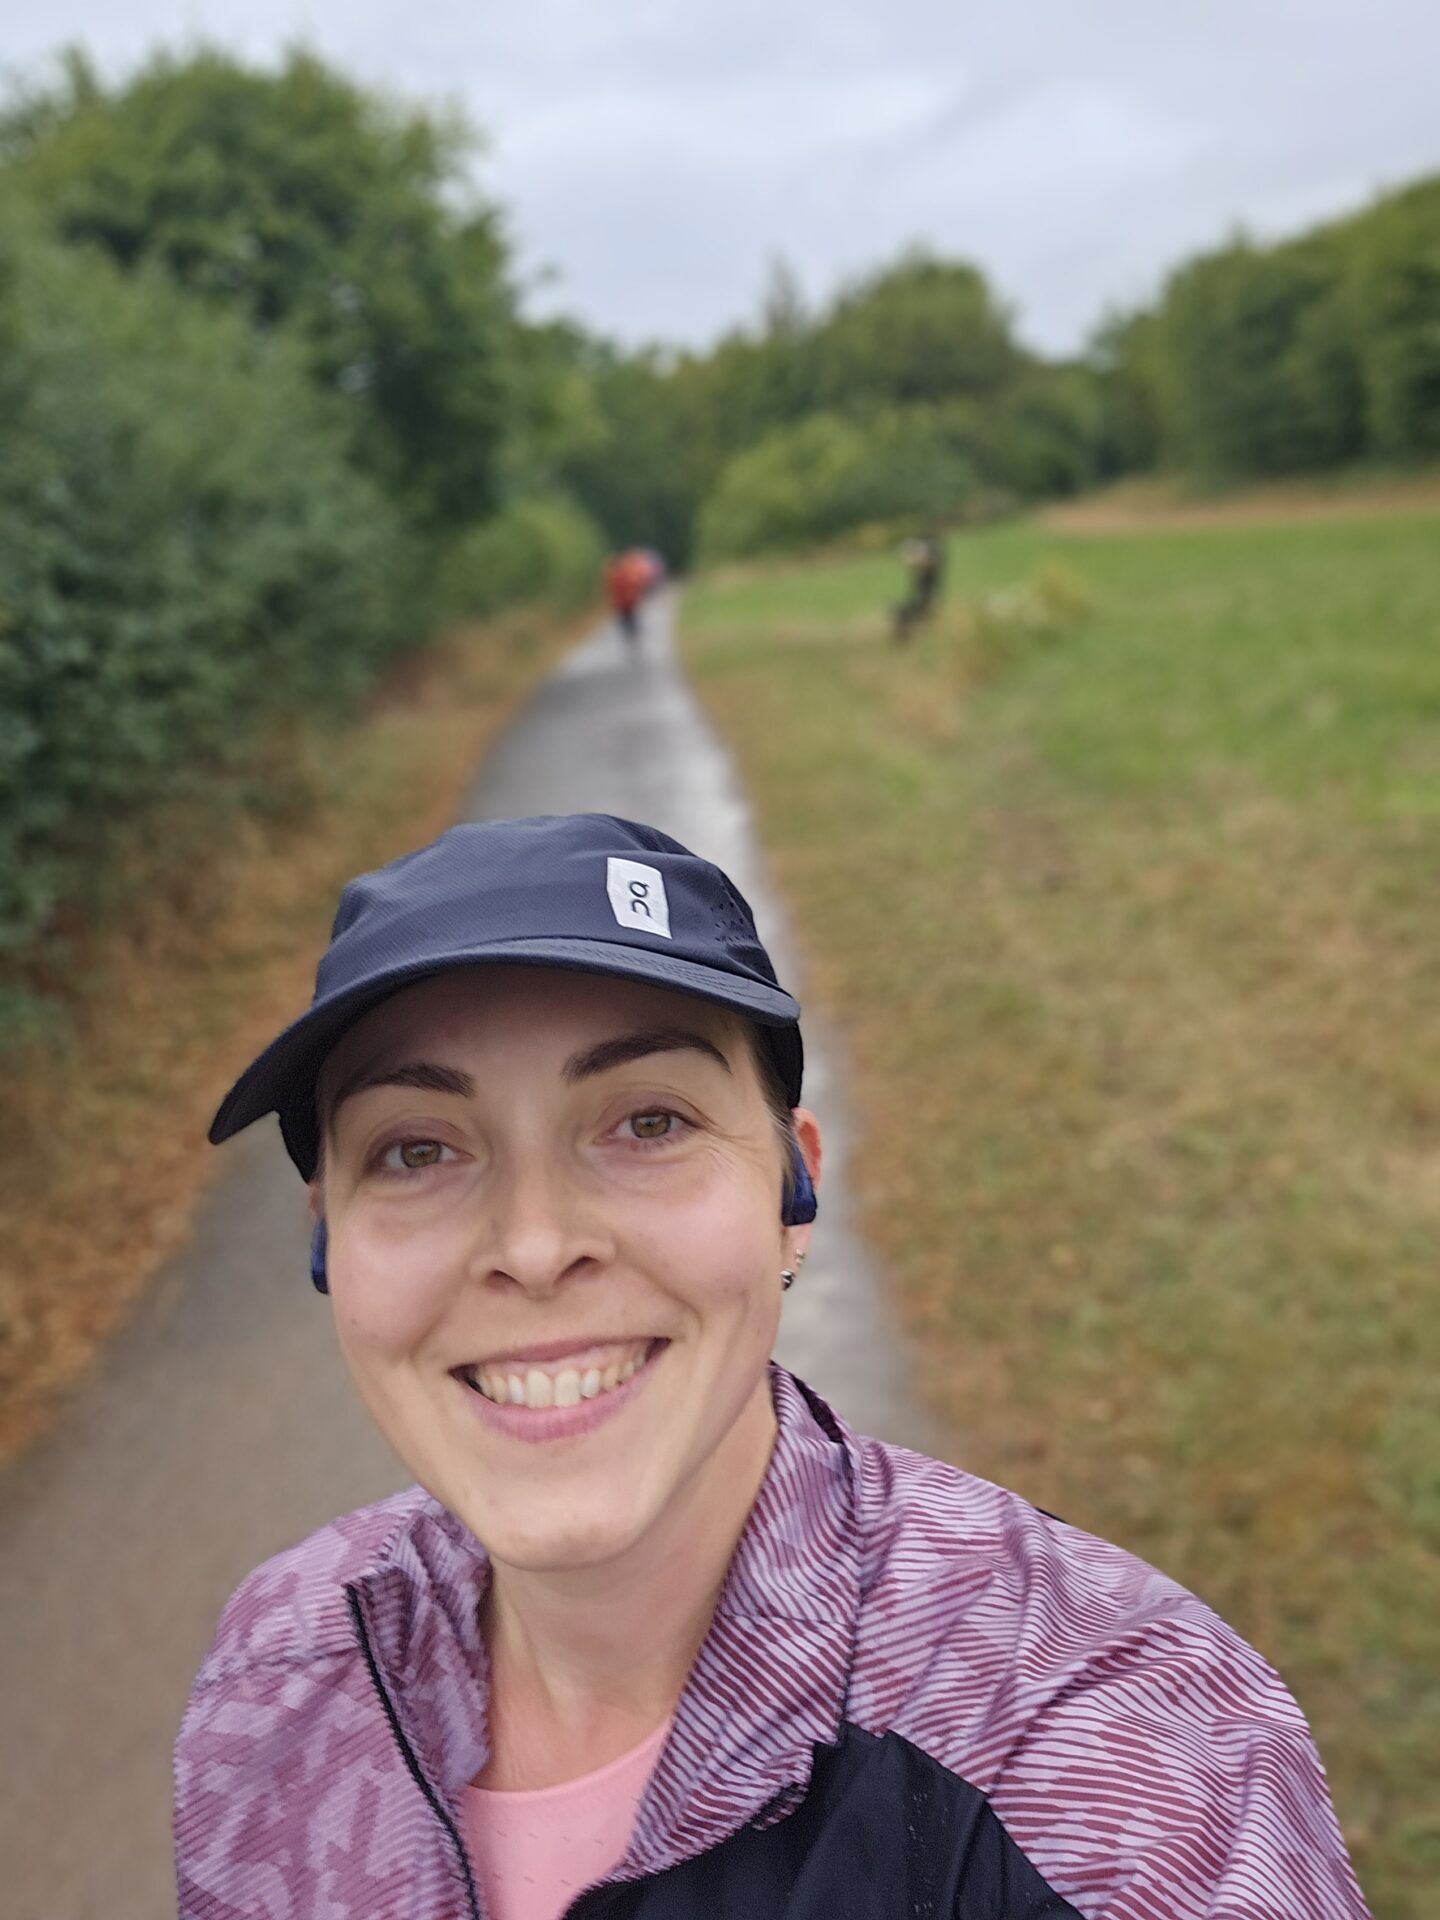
[781,1248,807,1291]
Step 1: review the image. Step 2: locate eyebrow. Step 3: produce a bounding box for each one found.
[326,1029,731,1121]
[328,1059,475,1118]
[563,1029,733,1084]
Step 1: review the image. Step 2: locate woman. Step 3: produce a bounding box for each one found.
[177,812,1369,1919]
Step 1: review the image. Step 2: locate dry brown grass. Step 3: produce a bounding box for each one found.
[1040,470,1440,533]
[0,610,581,1462]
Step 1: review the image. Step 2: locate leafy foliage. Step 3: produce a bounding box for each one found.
[1349,178,1440,460]
[2,47,514,527]
[552,345,706,567]
[816,254,1020,409]
[0,47,610,1019]
[1102,174,1440,482]
[438,496,604,620]
[662,250,1107,561]
[697,410,982,560]
[976,366,1109,499]
[1152,233,1365,475]
[0,194,410,965]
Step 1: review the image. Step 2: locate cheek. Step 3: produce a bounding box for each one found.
[327,1215,460,1360]
[642,1178,782,1314]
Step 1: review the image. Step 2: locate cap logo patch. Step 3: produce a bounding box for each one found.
[606,857,672,939]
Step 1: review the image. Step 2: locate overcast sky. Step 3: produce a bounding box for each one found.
[2,1,1437,355]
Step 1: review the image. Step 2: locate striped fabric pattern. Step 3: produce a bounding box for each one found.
[175,1368,1370,1918]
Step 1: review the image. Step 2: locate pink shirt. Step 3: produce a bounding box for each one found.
[461,1720,671,1920]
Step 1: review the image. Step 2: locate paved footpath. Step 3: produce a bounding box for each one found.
[0,598,926,1919]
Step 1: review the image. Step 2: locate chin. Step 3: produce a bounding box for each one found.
[470,1500,656,1575]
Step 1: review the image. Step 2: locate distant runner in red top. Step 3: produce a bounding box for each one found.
[605,549,659,648]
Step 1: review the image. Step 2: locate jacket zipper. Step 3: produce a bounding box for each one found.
[346,1584,482,1920]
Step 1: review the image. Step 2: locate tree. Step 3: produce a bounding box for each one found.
[1153,232,1364,476]
[979,364,1108,499]
[697,409,980,560]
[2,48,514,526]
[815,251,1020,410]
[557,345,703,566]
[1087,307,1164,476]
[1350,176,1440,460]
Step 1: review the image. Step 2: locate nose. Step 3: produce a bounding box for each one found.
[471,1150,612,1297]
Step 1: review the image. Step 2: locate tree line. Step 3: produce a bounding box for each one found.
[568,178,1440,564]
[2,44,1437,1013]
[1095,179,1440,481]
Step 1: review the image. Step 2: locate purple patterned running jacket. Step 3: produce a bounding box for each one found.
[174,1368,1370,1918]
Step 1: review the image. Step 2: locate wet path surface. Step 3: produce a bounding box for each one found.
[0,598,924,1918]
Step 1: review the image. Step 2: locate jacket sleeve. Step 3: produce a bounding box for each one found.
[980,1610,1371,1919]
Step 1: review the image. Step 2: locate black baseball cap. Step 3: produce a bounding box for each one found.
[209,813,804,1180]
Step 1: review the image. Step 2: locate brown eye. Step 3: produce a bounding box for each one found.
[630,1112,673,1140]
[397,1140,444,1169]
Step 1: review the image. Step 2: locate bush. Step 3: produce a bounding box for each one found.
[953,561,1093,680]
[697,410,981,561]
[976,367,1109,499]
[0,195,412,970]
[438,495,605,619]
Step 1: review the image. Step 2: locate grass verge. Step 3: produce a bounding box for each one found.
[681,506,1440,1920]
[1039,467,1440,532]
[0,607,581,1463]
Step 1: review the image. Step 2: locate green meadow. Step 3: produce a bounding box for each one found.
[682,504,1440,1920]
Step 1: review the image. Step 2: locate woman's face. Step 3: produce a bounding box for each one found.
[315,966,819,1576]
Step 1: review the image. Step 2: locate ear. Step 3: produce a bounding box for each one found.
[783,1108,822,1237]
[792,1109,821,1181]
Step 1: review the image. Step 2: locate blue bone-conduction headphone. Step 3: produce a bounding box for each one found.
[783,1137,817,1227]
[310,1219,329,1294]
[310,1142,816,1294]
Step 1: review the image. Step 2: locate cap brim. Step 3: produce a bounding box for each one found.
[209,936,802,1157]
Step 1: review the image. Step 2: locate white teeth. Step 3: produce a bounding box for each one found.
[525,1368,554,1409]
[470,1344,654,1410]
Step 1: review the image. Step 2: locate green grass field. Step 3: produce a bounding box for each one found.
[682,508,1440,1919]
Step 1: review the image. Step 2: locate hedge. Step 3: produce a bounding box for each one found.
[0,196,412,974]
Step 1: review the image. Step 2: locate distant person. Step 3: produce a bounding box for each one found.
[177,813,1370,1919]
[892,531,945,642]
[605,549,653,648]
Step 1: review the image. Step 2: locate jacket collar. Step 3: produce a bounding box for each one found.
[349,1367,861,1863]
[628,1369,860,1873]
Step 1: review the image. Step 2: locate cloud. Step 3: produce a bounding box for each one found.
[2,0,1437,351]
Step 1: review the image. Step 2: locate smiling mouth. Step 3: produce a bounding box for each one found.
[457,1339,664,1410]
